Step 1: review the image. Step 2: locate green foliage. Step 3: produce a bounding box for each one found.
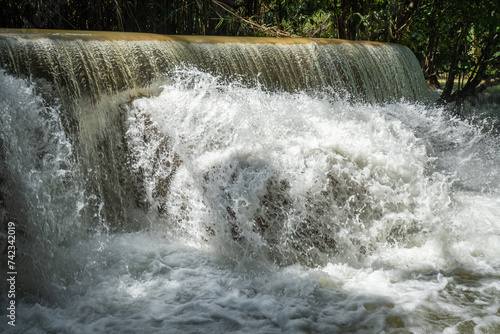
[402,0,499,104]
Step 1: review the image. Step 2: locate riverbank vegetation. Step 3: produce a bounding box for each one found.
[2,0,499,109]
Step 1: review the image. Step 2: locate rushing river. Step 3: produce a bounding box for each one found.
[1,66,499,333]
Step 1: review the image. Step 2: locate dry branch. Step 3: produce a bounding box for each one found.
[211,0,296,38]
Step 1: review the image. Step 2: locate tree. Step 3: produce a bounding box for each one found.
[437,1,499,106]
[405,0,499,107]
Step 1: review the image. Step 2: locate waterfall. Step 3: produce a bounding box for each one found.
[0,29,430,231]
[0,29,428,102]
[1,29,499,333]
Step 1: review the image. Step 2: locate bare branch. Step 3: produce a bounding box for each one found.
[211,0,296,38]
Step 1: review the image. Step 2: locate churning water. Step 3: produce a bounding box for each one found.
[1,66,499,333]
[0,28,499,333]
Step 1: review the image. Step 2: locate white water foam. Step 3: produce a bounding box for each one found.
[1,69,500,333]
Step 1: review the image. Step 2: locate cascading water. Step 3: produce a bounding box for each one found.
[1,30,499,333]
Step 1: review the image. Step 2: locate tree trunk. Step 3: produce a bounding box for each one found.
[447,26,499,103]
[338,0,350,39]
[439,23,466,103]
[423,0,441,88]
